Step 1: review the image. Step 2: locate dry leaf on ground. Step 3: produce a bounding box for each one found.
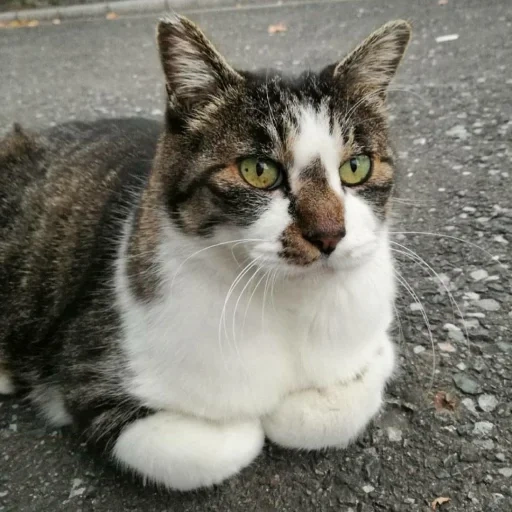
[106,12,119,20]
[432,496,451,510]
[0,19,40,29]
[434,391,457,412]
[268,22,287,34]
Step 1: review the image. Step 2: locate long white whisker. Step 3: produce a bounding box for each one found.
[241,269,270,340]
[390,242,470,347]
[267,268,279,314]
[219,256,262,351]
[392,303,405,347]
[232,264,264,347]
[170,238,264,291]
[389,231,508,270]
[394,269,436,390]
[260,269,273,333]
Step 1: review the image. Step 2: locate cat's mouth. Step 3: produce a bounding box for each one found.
[275,227,380,272]
[247,240,379,277]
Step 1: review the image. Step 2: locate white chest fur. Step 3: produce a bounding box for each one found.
[115,225,395,422]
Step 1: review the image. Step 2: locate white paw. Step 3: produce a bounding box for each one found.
[263,341,395,450]
[0,366,15,395]
[113,412,264,490]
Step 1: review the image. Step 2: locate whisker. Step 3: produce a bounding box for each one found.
[390,242,470,348]
[389,231,508,271]
[218,256,262,351]
[392,303,406,348]
[242,269,270,339]
[169,238,264,291]
[270,268,280,314]
[232,264,265,347]
[393,268,436,390]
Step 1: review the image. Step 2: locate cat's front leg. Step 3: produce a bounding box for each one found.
[262,338,395,450]
[113,412,264,490]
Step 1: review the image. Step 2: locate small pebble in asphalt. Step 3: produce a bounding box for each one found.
[453,374,482,395]
[493,234,508,244]
[446,124,469,139]
[478,394,499,412]
[386,427,403,442]
[409,302,423,312]
[472,421,494,437]
[461,398,478,415]
[476,298,501,311]
[473,439,494,450]
[470,269,489,281]
[497,468,512,478]
[463,318,481,330]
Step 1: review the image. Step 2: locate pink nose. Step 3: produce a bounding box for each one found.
[304,229,345,256]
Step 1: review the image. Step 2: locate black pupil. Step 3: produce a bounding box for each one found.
[256,161,265,177]
[350,158,358,173]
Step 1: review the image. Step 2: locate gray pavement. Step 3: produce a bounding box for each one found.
[1,0,512,510]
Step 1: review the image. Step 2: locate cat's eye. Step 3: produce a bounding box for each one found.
[239,157,282,190]
[339,155,372,186]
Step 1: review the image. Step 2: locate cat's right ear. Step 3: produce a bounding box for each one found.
[157,15,242,112]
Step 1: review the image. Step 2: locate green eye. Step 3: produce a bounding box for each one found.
[339,155,372,186]
[239,157,282,190]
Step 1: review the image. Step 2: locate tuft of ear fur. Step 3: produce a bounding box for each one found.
[333,20,411,99]
[157,15,242,111]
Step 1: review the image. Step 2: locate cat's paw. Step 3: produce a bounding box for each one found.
[113,412,264,490]
[262,341,395,450]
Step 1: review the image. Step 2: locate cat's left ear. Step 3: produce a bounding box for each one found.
[157,15,242,111]
[327,20,411,101]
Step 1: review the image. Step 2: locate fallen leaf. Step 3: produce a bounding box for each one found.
[0,19,40,29]
[268,22,287,34]
[432,496,451,510]
[106,12,118,20]
[434,391,457,412]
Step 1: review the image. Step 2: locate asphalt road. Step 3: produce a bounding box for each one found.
[1,0,511,510]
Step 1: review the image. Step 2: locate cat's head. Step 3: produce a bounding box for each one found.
[154,15,410,274]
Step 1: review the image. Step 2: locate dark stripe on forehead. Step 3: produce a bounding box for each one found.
[299,157,324,181]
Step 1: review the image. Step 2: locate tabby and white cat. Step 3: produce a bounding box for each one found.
[0,15,411,490]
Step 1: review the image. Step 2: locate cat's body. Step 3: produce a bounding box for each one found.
[0,119,160,430]
[0,16,410,490]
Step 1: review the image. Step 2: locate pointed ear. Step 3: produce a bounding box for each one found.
[157,15,242,111]
[332,20,411,100]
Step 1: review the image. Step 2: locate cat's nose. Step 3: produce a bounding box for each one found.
[304,229,346,256]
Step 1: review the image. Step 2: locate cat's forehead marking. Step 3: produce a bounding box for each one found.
[289,103,343,196]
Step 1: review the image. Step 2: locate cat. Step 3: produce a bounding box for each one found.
[0,15,411,490]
